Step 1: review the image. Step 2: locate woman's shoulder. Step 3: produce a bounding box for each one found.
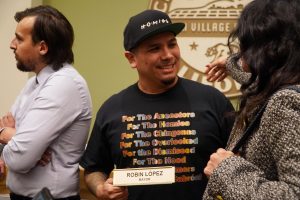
[271,85,300,102]
[267,85,300,113]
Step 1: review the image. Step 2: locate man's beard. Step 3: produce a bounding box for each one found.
[161,76,177,86]
[16,59,35,72]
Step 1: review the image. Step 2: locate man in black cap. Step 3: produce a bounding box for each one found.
[80,9,234,200]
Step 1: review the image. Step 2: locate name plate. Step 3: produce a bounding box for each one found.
[112,166,175,186]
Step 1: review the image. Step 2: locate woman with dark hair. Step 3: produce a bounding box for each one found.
[203,0,300,199]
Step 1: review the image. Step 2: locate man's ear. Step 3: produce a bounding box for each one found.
[124,51,137,69]
[39,40,48,56]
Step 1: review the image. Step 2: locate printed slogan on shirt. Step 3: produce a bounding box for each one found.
[120,112,202,182]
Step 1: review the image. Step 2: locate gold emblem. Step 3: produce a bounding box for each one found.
[149,0,251,98]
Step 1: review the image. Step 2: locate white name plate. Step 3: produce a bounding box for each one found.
[112,166,175,186]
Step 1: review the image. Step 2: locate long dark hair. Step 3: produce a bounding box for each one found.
[229,0,300,128]
[15,5,74,71]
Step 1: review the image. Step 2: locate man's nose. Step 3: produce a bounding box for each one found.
[10,38,17,50]
[161,47,173,59]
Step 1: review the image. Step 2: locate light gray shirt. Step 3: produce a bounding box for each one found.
[2,64,92,198]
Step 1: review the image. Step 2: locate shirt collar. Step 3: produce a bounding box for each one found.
[36,65,55,85]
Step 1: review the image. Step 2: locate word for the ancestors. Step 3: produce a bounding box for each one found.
[122,112,196,122]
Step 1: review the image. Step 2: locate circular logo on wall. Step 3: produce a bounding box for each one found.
[149,0,251,98]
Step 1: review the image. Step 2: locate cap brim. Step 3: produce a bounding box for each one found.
[132,22,185,50]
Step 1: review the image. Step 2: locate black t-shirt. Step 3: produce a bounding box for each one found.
[80,78,234,200]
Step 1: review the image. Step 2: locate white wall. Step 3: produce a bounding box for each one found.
[0,0,41,116]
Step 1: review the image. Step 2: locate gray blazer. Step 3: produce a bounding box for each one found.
[203,55,300,199]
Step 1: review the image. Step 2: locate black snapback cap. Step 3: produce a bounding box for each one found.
[123,9,185,51]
